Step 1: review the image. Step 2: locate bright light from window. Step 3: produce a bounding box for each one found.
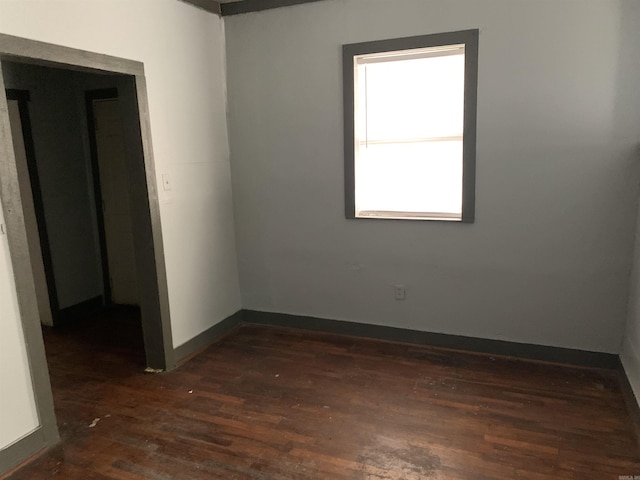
[354,44,466,220]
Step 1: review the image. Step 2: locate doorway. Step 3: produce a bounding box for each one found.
[86,89,140,308]
[0,34,175,462]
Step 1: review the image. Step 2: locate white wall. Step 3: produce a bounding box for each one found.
[226,0,640,353]
[0,0,241,451]
[0,0,241,346]
[0,197,39,449]
[620,0,640,403]
[624,205,640,402]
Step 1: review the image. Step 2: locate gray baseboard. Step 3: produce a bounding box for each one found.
[172,307,622,372]
[243,310,620,369]
[173,310,243,364]
[0,427,46,476]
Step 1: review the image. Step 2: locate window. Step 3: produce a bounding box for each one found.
[343,30,479,222]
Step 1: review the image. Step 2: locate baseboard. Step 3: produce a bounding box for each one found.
[173,310,243,364]
[242,310,620,369]
[172,308,620,371]
[0,427,46,477]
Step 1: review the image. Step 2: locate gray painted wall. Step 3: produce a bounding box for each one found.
[225,0,640,353]
[620,0,640,404]
[2,63,105,309]
[624,202,640,402]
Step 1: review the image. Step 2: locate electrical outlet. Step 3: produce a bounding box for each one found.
[394,285,406,301]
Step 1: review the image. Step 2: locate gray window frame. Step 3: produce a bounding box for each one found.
[343,29,479,223]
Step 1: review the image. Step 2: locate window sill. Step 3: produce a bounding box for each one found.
[355,210,463,221]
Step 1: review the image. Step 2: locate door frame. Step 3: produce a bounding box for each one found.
[0,33,175,469]
[85,88,119,306]
[5,89,59,322]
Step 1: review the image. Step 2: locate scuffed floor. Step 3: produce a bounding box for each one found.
[7,316,640,479]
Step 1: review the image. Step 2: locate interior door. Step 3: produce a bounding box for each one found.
[7,96,54,326]
[93,98,139,306]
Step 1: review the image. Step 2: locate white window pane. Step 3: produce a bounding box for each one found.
[356,141,463,215]
[358,54,465,142]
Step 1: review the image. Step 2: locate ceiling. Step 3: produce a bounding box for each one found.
[181,0,325,17]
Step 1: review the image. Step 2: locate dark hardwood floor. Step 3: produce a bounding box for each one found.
[7,312,640,479]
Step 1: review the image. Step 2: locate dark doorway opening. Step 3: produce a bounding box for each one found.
[86,88,141,309]
[2,60,171,370]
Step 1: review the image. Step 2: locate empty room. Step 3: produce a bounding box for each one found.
[1,0,640,478]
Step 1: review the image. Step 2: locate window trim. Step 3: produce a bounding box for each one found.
[343,29,479,223]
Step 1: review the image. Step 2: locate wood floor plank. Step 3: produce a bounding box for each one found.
[6,308,640,479]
